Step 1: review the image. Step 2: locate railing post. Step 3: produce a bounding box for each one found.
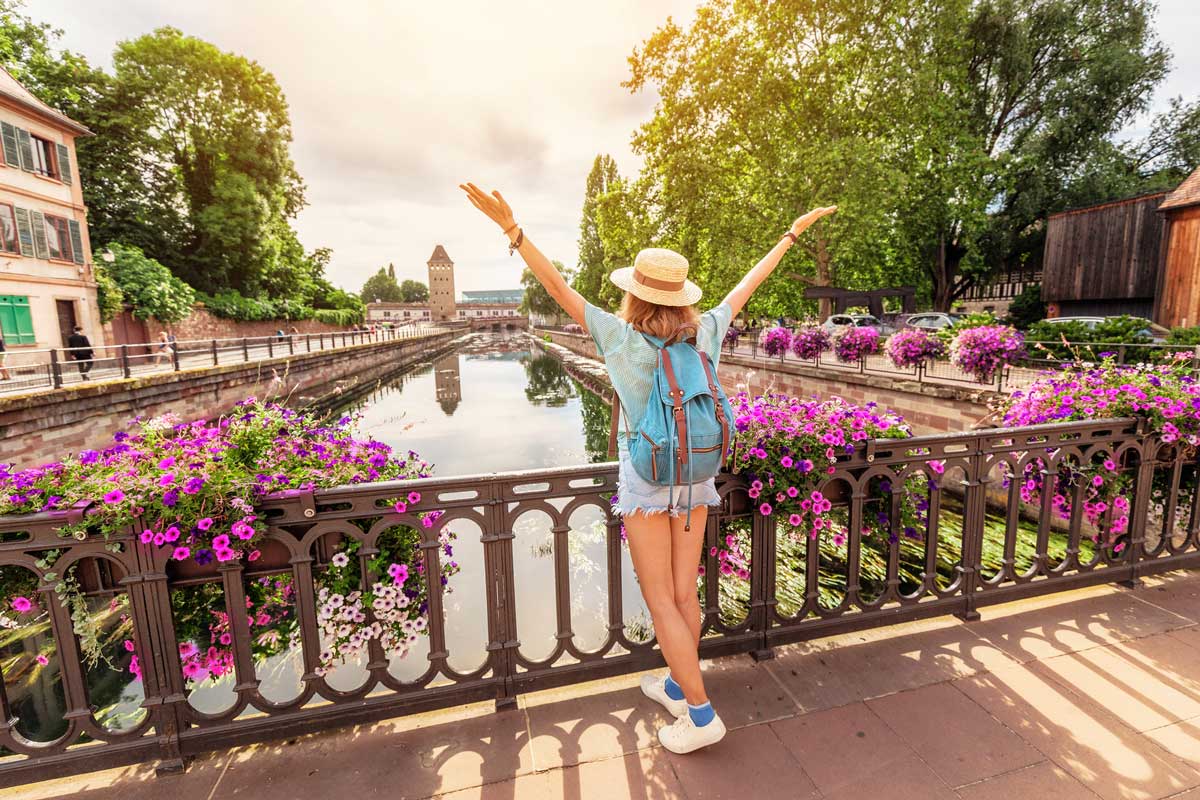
[306,334,311,353]
[49,348,63,388]
[171,340,181,372]
[242,337,249,362]
[319,332,324,350]
[288,335,294,356]
[210,339,218,366]
[749,506,777,661]
[1120,417,1156,588]
[120,344,131,378]
[267,336,274,359]
[954,440,988,621]
[481,481,519,711]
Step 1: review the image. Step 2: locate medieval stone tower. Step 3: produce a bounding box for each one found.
[427,245,456,322]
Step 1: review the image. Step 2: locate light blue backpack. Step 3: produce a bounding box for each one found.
[607,325,735,530]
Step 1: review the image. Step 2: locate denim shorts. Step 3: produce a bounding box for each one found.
[615,449,721,517]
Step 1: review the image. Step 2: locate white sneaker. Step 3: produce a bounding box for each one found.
[658,710,727,754]
[640,673,687,718]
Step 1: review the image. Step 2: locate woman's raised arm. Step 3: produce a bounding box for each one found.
[460,183,588,328]
[722,206,838,319]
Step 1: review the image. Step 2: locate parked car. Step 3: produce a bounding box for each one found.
[1036,316,1169,343]
[821,314,885,334]
[902,312,965,331]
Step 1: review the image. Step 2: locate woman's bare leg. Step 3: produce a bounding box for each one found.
[625,510,708,705]
[670,506,707,648]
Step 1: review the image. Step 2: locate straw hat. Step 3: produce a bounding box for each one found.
[608,248,702,307]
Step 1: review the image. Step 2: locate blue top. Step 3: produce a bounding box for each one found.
[584,301,733,452]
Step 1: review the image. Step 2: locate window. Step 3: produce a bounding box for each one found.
[29,134,55,178]
[43,214,72,261]
[0,204,17,254]
[0,295,35,344]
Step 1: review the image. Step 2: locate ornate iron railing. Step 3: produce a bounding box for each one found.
[0,417,1197,785]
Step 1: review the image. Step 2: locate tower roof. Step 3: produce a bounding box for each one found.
[1159,167,1200,212]
[428,244,453,264]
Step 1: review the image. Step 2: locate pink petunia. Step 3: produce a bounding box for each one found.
[172,546,191,561]
[10,596,32,613]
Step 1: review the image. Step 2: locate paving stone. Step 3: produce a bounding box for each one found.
[1134,573,1200,623]
[954,762,1101,800]
[211,705,534,799]
[968,588,1193,664]
[524,674,674,770]
[3,752,230,800]
[770,701,957,799]
[1037,632,1200,732]
[1142,717,1200,768]
[867,681,1042,787]
[694,655,799,729]
[666,721,819,799]
[955,663,1200,800]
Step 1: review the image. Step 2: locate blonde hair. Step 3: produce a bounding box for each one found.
[618,292,700,340]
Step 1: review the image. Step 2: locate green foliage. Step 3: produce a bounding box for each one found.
[1004,285,1046,330]
[1026,316,1154,360]
[1167,327,1200,347]
[199,291,307,322]
[362,267,403,303]
[520,260,574,320]
[574,154,623,309]
[92,262,124,324]
[937,311,998,344]
[104,242,195,323]
[313,307,363,327]
[399,279,428,303]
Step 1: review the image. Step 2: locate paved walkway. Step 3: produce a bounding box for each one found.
[10,571,1200,800]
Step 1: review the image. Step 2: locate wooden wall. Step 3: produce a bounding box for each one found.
[1042,193,1168,303]
[1154,206,1200,328]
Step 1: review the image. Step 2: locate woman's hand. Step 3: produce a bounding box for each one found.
[789,205,838,238]
[460,182,517,233]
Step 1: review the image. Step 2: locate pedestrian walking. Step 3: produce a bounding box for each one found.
[152,331,173,368]
[66,326,94,380]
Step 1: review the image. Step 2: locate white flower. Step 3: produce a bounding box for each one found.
[331,552,350,568]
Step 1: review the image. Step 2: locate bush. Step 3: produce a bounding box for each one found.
[761,326,792,357]
[949,325,1025,382]
[1026,315,1153,361]
[104,242,195,324]
[832,326,880,363]
[314,307,362,327]
[790,326,831,360]
[92,262,124,324]
[1004,285,1045,330]
[886,328,945,368]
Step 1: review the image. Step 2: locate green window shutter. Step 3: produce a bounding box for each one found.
[55,143,72,185]
[0,123,18,168]
[13,206,34,256]
[0,295,35,344]
[15,127,34,172]
[67,219,85,264]
[29,210,48,259]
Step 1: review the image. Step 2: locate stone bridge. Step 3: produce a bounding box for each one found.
[467,315,528,331]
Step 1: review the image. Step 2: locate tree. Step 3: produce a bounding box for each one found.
[573,155,621,308]
[520,260,574,322]
[104,242,196,323]
[362,267,403,303]
[906,0,1170,308]
[623,0,931,320]
[399,280,429,303]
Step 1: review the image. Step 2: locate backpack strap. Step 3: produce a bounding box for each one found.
[659,347,689,467]
[607,393,621,460]
[699,354,731,459]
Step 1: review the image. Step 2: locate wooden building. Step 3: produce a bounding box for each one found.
[1153,169,1200,328]
[1041,167,1200,328]
[1041,192,1168,321]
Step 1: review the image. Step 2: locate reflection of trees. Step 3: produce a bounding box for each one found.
[578,385,612,462]
[523,353,576,407]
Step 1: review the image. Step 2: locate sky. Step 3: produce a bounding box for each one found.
[28,0,1200,299]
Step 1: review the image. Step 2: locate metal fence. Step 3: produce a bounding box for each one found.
[0,416,1196,785]
[722,334,1200,393]
[0,322,469,396]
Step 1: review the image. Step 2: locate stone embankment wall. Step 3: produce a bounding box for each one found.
[103,305,353,347]
[1,330,463,467]
[533,329,1000,434]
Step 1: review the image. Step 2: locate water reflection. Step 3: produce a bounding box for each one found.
[342,333,610,474]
